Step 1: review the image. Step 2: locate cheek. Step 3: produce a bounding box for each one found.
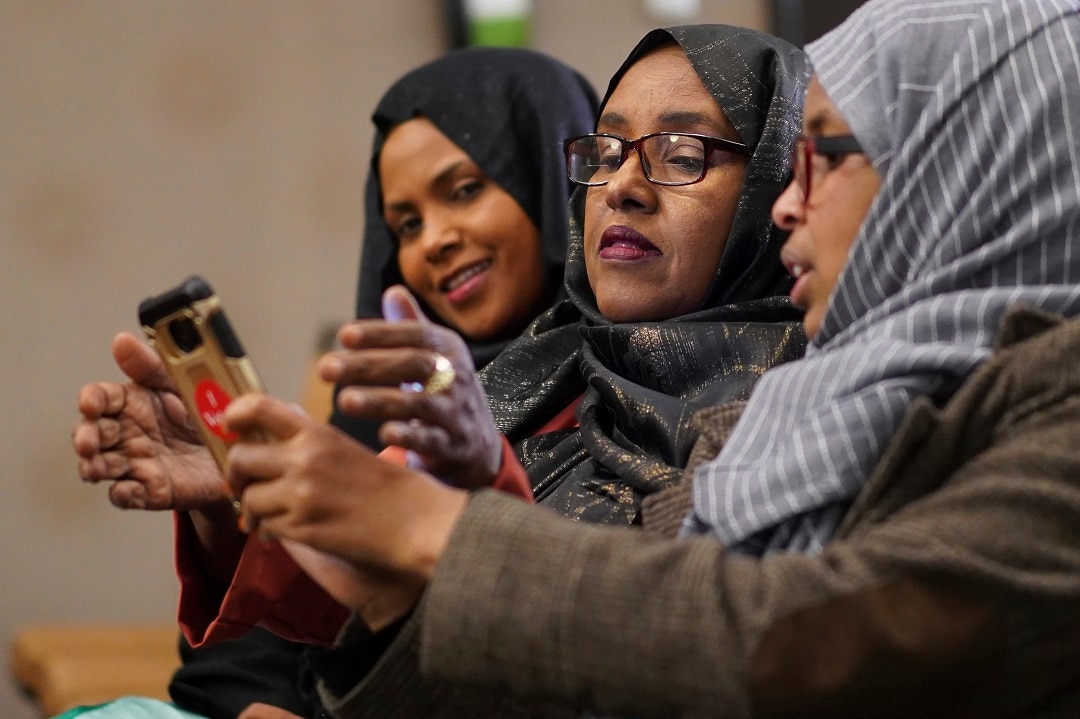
[484,203,545,285]
[681,166,742,246]
[811,171,880,289]
[396,246,429,292]
[580,191,606,278]
[675,194,736,278]
[816,208,867,282]
[503,225,544,279]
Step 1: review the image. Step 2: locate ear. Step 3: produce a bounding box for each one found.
[381,284,429,324]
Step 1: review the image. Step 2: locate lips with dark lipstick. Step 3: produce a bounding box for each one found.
[440,259,493,304]
[599,226,661,261]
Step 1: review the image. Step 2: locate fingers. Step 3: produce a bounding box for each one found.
[224,394,306,442]
[224,394,312,518]
[224,437,298,537]
[319,347,440,388]
[76,416,122,450]
[335,385,446,421]
[72,416,108,459]
[76,381,128,421]
[334,319,442,353]
[378,420,451,457]
[73,411,128,480]
[78,450,132,483]
[108,478,153,509]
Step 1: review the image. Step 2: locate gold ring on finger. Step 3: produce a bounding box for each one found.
[423,354,455,395]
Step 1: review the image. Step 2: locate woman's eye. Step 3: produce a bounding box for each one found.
[394,215,422,239]
[598,150,623,170]
[808,154,835,175]
[667,154,705,173]
[821,153,846,169]
[452,180,484,201]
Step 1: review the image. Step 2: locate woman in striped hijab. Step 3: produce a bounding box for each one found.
[685,0,1080,554]
[223,1,1080,715]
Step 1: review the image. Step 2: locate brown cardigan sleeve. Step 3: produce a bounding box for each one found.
[419,317,1080,718]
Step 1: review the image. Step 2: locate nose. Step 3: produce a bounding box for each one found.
[771,180,804,231]
[421,214,464,262]
[603,150,658,214]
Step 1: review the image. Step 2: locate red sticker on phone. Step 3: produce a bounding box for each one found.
[194,379,238,441]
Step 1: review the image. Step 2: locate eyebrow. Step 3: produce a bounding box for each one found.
[597,110,727,135]
[806,113,829,135]
[805,106,848,136]
[383,159,468,214]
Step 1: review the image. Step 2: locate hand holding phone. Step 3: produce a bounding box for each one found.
[138,275,266,471]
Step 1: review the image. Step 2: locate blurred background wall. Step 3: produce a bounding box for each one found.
[0,0,861,714]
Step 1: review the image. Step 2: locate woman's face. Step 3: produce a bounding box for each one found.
[380,117,547,341]
[772,75,882,339]
[584,44,748,323]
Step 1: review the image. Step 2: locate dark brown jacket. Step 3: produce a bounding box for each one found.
[322,307,1080,718]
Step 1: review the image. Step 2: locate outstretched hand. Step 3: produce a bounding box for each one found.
[319,285,503,489]
[73,332,227,511]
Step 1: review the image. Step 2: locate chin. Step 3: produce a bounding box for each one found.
[457,315,506,343]
[598,303,661,324]
[802,313,822,340]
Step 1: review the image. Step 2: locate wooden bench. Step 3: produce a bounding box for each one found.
[10,623,180,716]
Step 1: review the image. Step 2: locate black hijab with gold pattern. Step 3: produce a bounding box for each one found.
[480,25,810,525]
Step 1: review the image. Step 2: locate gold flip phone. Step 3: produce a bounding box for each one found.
[138,275,265,471]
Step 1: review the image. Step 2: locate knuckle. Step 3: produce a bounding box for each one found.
[400,391,428,416]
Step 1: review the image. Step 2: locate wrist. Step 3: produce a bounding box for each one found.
[396,477,469,584]
[358,582,421,632]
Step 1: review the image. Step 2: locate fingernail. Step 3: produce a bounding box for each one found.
[339,388,365,410]
[320,356,344,378]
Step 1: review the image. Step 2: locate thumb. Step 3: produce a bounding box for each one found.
[381,285,429,324]
[111,331,176,392]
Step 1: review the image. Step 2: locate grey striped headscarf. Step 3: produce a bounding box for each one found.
[685,0,1080,552]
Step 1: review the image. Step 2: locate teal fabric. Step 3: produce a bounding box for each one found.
[52,696,208,719]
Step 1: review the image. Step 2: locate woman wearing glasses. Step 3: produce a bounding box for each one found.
[315,24,809,528]
[225,0,1080,715]
[166,23,810,716]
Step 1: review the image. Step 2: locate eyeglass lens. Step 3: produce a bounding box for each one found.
[568,134,710,186]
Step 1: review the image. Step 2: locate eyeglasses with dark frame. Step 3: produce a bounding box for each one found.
[564,132,750,187]
[793,134,865,205]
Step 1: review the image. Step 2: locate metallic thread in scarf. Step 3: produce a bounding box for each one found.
[481,25,810,528]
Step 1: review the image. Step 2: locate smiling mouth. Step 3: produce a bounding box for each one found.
[438,259,494,295]
[599,226,661,261]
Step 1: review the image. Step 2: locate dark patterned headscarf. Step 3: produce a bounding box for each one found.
[332,47,599,448]
[480,25,810,525]
[688,0,1080,551]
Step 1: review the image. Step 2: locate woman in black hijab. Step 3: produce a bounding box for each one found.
[333,45,599,450]
[166,47,597,719]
